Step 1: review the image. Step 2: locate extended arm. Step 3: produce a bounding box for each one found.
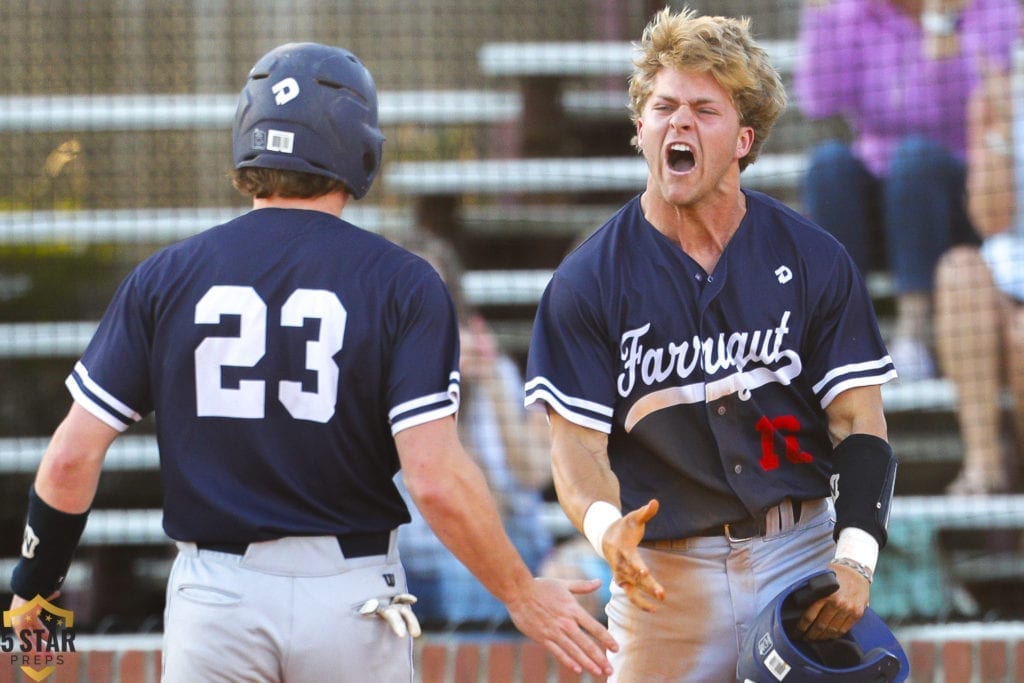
[396,415,617,676]
[548,410,665,612]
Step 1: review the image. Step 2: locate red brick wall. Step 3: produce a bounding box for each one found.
[1,636,1021,682]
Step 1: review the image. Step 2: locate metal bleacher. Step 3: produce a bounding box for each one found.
[4,16,1024,631]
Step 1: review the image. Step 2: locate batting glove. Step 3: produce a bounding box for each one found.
[358,593,422,638]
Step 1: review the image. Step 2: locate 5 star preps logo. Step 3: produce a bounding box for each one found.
[2,596,76,681]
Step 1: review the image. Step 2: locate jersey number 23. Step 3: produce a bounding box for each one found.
[194,285,345,424]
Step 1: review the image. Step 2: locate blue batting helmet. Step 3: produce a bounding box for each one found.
[232,42,385,199]
[737,570,909,682]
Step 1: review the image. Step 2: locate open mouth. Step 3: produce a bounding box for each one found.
[667,143,695,173]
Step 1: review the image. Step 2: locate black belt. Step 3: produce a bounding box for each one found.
[197,532,390,559]
[695,499,803,540]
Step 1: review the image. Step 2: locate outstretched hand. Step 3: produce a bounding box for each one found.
[505,576,619,677]
[603,499,665,612]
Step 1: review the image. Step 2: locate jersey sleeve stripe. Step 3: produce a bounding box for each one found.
[66,360,141,423]
[65,376,134,432]
[524,377,614,417]
[525,388,612,433]
[388,388,459,423]
[524,386,612,434]
[811,356,895,395]
[816,369,899,409]
[70,361,142,421]
[390,402,459,436]
[388,372,460,435]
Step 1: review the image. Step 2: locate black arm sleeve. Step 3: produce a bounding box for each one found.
[831,434,897,548]
[10,486,89,599]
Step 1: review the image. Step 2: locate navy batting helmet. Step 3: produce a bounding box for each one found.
[232,42,385,199]
[737,570,909,682]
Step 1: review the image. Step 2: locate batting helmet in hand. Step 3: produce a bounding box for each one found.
[232,42,385,199]
[737,570,909,682]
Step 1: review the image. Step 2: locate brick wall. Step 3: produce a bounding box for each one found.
[1,635,1023,682]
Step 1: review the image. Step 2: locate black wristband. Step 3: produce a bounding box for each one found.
[830,434,897,548]
[10,486,89,599]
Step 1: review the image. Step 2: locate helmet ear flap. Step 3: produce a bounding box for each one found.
[790,572,841,609]
[794,636,865,669]
[863,647,903,678]
[779,571,839,626]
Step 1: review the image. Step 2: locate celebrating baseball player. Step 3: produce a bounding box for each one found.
[525,8,899,681]
[8,42,616,681]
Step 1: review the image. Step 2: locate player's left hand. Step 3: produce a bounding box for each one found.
[358,593,422,638]
[793,562,870,641]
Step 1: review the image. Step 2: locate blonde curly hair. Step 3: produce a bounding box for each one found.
[627,6,787,171]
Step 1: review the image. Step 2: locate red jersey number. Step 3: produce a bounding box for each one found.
[756,415,814,471]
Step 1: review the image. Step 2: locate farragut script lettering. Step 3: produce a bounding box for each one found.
[617,311,793,397]
[619,312,803,431]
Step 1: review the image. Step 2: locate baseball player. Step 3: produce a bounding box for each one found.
[8,42,616,682]
[525,8,898,682]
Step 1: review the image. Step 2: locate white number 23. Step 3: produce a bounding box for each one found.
[194,285,345,423]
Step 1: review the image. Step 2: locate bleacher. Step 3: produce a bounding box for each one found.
[2,3,1023,652]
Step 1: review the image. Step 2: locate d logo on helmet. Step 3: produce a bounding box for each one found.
[272,78,300,106]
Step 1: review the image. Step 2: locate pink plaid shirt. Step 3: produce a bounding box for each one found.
[794,0,1021,176]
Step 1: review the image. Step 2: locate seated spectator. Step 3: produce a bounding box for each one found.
[935,39,1024,494]
[794,0,1021,380]
[393,232,555,627]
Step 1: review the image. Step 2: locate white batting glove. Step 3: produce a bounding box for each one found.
[358,593,422,638]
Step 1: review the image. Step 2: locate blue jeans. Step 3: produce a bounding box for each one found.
[801,137,978,293]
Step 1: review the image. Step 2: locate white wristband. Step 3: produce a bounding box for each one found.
[582,501,622,561]
[834,527,879,574]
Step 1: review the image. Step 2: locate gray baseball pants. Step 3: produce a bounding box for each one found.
[161,533,413,682]
[606,498,836,682]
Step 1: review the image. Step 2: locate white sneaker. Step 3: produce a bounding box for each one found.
[888,336,937,381]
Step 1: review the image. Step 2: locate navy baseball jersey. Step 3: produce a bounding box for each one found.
[525,190,896,539]
[66,208,460,543]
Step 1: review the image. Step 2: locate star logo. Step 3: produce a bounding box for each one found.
[3,596,76,681]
